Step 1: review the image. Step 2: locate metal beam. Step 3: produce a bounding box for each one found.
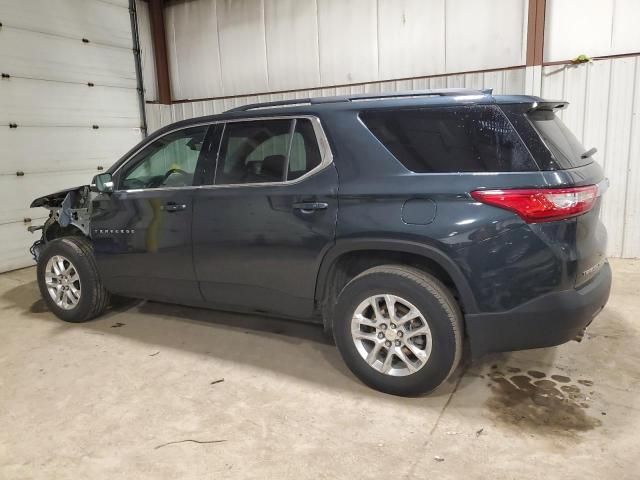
[129,0,148,135]
[526,0,546,66]
[148,0,171,104]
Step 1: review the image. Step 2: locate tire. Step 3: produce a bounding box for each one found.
[37,236,110,323]
[333,265,463,396]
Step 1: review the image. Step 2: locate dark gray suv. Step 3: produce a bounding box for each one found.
[30,89,611,396]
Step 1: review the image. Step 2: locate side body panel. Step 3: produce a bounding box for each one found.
[319,109,605,314]
[192,166,339,319]
[91,189,200,301]
[90,123,217,303]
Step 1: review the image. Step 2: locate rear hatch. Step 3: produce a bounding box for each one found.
[524,104,608,287]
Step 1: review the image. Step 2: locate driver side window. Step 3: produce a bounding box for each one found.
[120,125,209,190]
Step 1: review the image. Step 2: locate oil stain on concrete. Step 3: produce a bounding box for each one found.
[486,366,602,435]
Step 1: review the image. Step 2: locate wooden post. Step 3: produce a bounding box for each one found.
[526,0,547,66]
[148,0,172,104]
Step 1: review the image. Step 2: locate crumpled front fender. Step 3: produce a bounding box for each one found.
[30,186,88,208]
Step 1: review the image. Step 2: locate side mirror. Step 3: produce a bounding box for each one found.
[91,173,114,193]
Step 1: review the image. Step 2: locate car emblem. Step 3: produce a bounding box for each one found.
[93,229,135,235]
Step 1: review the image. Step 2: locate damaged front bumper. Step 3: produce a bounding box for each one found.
[28,185,93,261]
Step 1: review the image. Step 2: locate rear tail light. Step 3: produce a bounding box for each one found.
[470,185,598,223]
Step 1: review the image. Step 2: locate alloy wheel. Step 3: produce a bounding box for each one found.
[44,255,82,310]
[351,294,432,376]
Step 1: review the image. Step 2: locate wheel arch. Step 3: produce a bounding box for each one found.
[43,222,87,242]
[315,239,477,329]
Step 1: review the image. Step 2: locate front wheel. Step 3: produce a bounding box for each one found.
[333,265,463,396]
[37,237,110,323]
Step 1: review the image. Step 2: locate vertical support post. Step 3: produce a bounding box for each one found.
[129,0,148,137]
[526,0,546,67]
[148,0,172,105]
[525,0,546,96]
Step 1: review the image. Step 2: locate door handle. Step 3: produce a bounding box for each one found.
[292,201,329,213]
[164,202,187,212]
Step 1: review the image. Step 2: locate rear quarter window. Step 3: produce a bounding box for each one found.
[526,109,593,169]
[360,105,536,173]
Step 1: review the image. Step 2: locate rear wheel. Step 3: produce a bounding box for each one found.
[37,237,110,322]
[333,265,463,396]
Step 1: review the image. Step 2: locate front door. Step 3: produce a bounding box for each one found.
[192,117,338,319]
[92,124,213,302]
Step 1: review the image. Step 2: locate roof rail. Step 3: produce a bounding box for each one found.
[225,88,492,113]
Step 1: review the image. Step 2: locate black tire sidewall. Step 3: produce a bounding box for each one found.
[333,269,460,396]
[37,238,102,323]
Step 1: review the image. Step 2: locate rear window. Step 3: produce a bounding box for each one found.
[527,110,593,169]
[360,105,536,173]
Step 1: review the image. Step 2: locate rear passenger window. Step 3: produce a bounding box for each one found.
[360,105,536,172]
[214,118,323,185]
[527,109,593,169]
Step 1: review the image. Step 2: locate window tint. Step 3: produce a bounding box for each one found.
[360,105,536,172]
[527,109,592,169]
[288,119,322,180]
[121,126,208,190]
[214,118,322,185]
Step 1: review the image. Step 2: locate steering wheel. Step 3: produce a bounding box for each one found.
[161,168,190,185]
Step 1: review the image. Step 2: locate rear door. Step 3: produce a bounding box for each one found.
[92,124,213,301]
[192,117,338,318]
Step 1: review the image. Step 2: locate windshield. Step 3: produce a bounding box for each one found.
[527,110,593,169]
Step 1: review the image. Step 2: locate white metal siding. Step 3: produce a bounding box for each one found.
[146,67,526,130]
[545,0,640,62]
[265,0,321,92]
[377,0,446,80]
[158,0,528,101]
[445,0,527,72]
[0,0,143,272]
[541,56,640,258]
[164,0,224,101]
[317,0,379,86]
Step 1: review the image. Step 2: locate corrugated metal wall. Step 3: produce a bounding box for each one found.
[143,0,640,103]
[541,56,640,258]
[145,67,527,131]
[545,0,640,62]
[152,0,528,101]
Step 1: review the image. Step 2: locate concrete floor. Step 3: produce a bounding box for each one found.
[0,260,638,479]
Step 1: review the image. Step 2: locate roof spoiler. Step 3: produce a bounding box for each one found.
[528,101,569,112]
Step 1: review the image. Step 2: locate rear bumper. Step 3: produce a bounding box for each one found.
[466,262,612,357]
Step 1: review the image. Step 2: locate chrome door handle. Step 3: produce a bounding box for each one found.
[164,203,187,212]
[293,202,328,213]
